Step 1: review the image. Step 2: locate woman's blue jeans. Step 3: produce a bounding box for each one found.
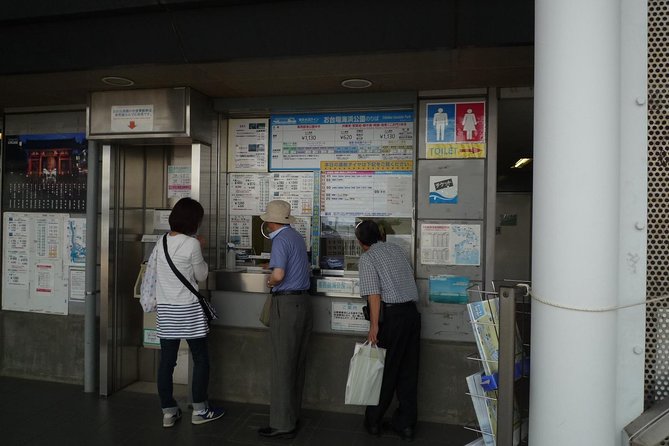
[158,337,210,409]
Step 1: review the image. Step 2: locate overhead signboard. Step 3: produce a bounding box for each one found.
[270,111,414,170]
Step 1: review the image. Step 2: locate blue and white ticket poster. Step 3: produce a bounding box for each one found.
[270,111,414,170]
[429,175,458,204]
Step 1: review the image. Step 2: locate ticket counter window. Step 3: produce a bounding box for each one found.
[319,216,413,273]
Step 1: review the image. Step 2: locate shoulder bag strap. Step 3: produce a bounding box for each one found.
[162,234,205,301]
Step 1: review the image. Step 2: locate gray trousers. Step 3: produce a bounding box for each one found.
[269,293,313,430]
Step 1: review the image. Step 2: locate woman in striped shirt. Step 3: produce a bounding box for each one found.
[154,197,225,428]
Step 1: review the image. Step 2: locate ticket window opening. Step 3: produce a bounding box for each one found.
[319,216,413,275]
[228,216,308,271]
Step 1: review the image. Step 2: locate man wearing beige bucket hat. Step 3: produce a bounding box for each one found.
[257,200,312,439]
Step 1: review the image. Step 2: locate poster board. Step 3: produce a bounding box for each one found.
[270,111,414,170]
[320,160,413,218]
[2,212,86,315]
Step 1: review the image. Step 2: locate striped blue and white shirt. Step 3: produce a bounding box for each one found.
[157,303,209,339]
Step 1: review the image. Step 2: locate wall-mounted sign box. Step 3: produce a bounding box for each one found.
[87,87,213,144]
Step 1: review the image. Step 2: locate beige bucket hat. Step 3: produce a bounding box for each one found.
[260,200,296,224]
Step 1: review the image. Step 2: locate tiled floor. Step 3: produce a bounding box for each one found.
[0,377,478,445]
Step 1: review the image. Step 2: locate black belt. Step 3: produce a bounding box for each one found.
[384,301,415,308]
[272,290,309,296]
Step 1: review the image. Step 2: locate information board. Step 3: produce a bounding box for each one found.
[2,212,86,315]
[270,111,414,170]
[320,160,413,217]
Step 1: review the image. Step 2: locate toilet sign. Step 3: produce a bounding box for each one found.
[111,105,154,132]
[425,101,486,159]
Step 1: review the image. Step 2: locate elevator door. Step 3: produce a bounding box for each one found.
[100,143,200,396]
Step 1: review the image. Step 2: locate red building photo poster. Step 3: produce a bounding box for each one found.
[2,133,88,212]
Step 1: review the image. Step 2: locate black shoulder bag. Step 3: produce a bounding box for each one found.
[162,235,218,322]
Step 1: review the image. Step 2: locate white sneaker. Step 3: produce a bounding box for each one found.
[191,407,225,425]
[163,408,182,428]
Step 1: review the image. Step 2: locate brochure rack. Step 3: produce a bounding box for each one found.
[464,281,531,446]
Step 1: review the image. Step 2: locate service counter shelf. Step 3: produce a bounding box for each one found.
[210,269,367,335]
[212,268,361,299]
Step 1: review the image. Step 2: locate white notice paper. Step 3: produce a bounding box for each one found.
[269,172,314,216]
[229,215,253,248]
[321,170,413,217]
[229,173,270,215]
[111,105,154,132]
[331,301,369,332]
[35,216,61,259]
[35,263,55,295]
[69,268,86,301]
[168,165,191,198]
[228,118,269,172]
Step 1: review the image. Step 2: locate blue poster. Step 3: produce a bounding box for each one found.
[426,103,456,143]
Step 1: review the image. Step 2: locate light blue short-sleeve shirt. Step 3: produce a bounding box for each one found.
[269,226,311,292]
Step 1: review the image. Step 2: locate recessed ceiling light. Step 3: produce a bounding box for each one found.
[101,76,135,87]
[341,78,373,89]
[511,158,533,169]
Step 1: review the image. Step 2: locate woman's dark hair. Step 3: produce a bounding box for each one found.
[355,220,382,246]
[169,198,204,235]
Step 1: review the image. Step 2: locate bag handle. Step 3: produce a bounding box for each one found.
[360,340,381,356]
[162,234,207,303]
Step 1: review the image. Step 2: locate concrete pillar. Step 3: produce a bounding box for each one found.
[530,1,620,444]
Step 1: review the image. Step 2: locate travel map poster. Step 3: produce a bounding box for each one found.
[2,133,88,212]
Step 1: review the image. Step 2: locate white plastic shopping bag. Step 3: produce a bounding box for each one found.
[344,342,386,405]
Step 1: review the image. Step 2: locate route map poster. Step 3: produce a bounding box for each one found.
[420,223,481,266]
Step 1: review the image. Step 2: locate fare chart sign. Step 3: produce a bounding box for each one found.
[270,111,414,170]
